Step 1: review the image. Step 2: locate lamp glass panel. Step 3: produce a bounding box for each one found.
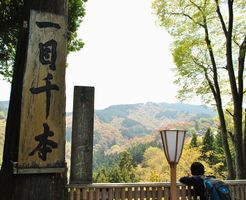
[166,130,177,162]
[176,131,185,162]
[162,132,169,159]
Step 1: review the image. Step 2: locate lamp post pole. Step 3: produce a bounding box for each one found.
[170,163,177,200]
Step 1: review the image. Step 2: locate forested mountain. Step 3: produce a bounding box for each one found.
[0,100,216,149]
[66,102,216,153]
[0,101,216,172]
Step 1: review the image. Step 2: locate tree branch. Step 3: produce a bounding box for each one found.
[192,56,218,99]
[226,109,234,117]
[167,12,204,27]
[228,131,235,143]
[188,0,203,12]
[214,0,228,36]
[238,34,246,97]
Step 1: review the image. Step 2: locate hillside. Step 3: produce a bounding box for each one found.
[66,102,216,152]
[0,101,216,162]
[0,101,216,149]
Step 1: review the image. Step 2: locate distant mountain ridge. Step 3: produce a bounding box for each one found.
[0,101,216,152]
[65,102,216,151]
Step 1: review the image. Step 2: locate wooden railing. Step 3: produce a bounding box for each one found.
[67,180,246,200]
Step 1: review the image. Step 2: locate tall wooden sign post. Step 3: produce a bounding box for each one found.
[0,1,68,199]
[70,86,94,184]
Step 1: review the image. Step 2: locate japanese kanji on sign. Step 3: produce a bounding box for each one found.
[18,10,67,171]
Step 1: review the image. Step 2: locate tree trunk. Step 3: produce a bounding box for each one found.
[243,109,246,175]
[233,103,244,179]
[0,0,68,199]
[203,20,235,179]
[216,101,235,179]
[226,0,244,179]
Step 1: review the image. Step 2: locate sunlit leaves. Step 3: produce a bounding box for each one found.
[152,0,245,106]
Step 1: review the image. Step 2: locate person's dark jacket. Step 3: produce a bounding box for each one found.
[179,176,205,200]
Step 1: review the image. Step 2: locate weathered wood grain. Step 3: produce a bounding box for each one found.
[70,86,94,184]
[18,10,67,169]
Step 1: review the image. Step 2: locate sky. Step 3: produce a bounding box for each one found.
[0,0,180,111]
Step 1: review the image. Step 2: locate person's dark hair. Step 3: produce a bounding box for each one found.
[190,162,204,175]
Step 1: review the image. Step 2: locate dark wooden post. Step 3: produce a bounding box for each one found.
[70,86,94,184]
[0,1,68,199]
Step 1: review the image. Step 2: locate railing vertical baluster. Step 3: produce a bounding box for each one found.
[95,188,100,200]
[128,187,133,200]
[121,187,126,200]
[176,186,180,200]
[146,186,151,200]
[76,188,81,200]
[70,188,74,200]
[101,188,106,200]
[89,188,94,200]
[140,186,145,200]
[82,188,87,200]
[164,186,169,200]
[236,184,240,200]
[157,186,162,200]
[231,185,236,199]
[134,187,139,200]
[239,184,244,200]
[186,186,191,200]
[108,188,113,200]
[115,188,120,200]
[180,185,186,200]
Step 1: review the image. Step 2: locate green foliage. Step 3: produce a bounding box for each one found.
[152,0,246,178]
[202,128,214,152]
[0,0,23,81]
[67,0,86,52]
[0,0,86,81]
[190,131,198,148]
[128,141,159,165]
[201,128,215,165]
[152,0,245,103]
[93,151,139,183]
[197,129,227,178]
[93,167,108,183]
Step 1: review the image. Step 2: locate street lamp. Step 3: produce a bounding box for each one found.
[160,129,186,200]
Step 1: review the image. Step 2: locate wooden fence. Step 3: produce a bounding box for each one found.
[67,180,246,199]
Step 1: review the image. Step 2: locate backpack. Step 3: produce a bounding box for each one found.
[203,177,232,200]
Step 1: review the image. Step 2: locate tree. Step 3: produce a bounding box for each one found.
[108,151,138,183]
[190,130,198,148]
[201,128,215,165]
[213,130,227,178]
[0,0,86,81]
[93,151,138,183]
[152,0,245,179]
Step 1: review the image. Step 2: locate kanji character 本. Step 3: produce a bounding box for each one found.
[29,123,58,161]
[39,39,57,70]
[30,73,59,118]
